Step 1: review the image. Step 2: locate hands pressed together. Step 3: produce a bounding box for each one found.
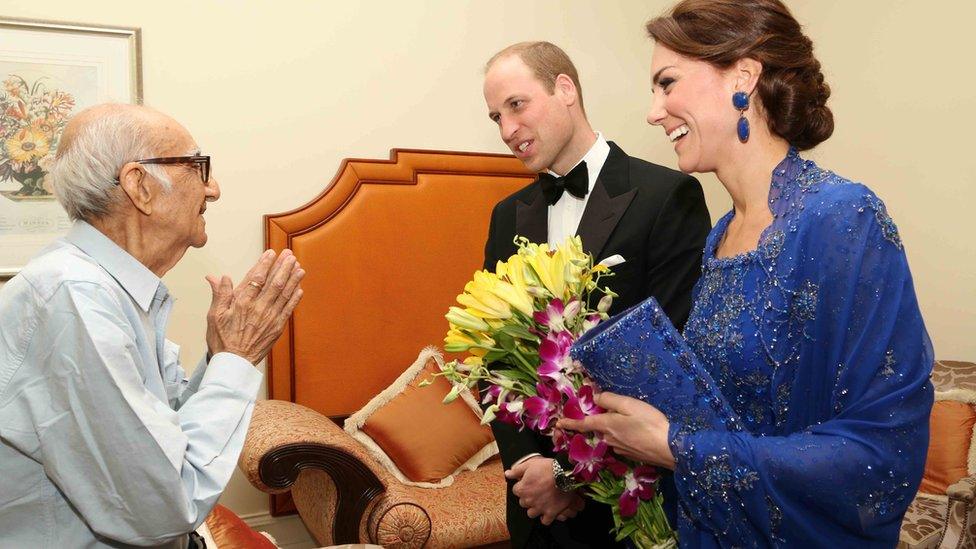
[205,249,305,365]
[505,457,585,525]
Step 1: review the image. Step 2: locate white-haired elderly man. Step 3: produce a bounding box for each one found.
[0,103,304,547]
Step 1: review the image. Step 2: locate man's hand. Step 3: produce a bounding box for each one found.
[205,249,305,364]
[505,457,585,525]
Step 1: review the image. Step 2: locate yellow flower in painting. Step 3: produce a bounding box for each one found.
[3,78,23,97]
[30,117,56,138]
[5,128,50,164]
[48,91,75,117]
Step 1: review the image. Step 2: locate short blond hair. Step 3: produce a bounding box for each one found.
[486,41,586,115]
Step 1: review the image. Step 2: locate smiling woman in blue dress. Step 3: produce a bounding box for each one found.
[558,0,934,546]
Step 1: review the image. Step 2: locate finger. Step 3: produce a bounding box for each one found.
[556,417,586,432]
[593,391,629,412]
[239,249,277,298]
[207,275,233,311]
[556,513,569,522]
[540,512,556,525]
[505,461,528,480]
[277,288,304,324]
[572,497,586,511]
[526,507,541,519]
[257,253,297,303]
[272,266,305,311]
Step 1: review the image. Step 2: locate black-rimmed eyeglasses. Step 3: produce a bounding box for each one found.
[114,155,211,184]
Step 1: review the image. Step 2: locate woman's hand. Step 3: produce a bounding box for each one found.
[557,392,675,469]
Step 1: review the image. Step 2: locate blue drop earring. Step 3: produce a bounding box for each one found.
[733,91,750,143]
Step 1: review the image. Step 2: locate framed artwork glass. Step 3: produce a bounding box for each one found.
[0,17,141,278]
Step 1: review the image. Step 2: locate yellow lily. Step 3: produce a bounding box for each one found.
[446,306,490,332]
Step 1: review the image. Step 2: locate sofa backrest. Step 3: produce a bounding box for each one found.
[264,149,532,420]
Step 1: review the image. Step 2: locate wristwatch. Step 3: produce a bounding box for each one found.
[551,459,576,493]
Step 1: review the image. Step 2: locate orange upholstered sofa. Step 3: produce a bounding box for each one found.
[238,149,533,547]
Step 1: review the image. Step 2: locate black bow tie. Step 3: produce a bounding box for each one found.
[539,161,589,206]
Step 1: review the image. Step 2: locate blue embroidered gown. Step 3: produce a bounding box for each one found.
[670,149,933,546]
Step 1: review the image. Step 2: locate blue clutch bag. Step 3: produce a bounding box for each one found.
[571,297,743,433]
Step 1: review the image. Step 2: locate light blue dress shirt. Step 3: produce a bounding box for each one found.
[0,221,262,548]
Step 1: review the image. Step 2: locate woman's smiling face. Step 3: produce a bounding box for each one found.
[646,45,744,175]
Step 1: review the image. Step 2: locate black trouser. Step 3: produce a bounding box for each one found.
[188,531,207,549]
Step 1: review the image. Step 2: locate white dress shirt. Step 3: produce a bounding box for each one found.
[0,221,262,548]
[547,132,611,247]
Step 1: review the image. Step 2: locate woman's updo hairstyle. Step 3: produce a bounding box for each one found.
[646,0,833,150]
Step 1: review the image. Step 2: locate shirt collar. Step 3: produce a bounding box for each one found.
[64,220,166,313]
[548,132,611,192]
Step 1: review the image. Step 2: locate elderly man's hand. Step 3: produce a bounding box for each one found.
[205,249,305,365]
[505,457,585,525]
[557,392,674,469]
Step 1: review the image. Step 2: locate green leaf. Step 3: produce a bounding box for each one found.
[494,368,537,384]
[498,323,539,342]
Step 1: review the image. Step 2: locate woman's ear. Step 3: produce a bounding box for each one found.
[734,57,763,96]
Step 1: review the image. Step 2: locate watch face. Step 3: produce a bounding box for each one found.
[556,472,575,492]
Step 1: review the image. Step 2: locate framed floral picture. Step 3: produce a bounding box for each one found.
[0,17,141,278]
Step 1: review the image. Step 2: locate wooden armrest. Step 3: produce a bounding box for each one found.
[947,476,976,503]
[239,400,387,544]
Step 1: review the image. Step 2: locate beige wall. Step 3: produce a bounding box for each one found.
[1,0,972,517]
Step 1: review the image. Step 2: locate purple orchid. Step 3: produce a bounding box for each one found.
[581,313,602,334]
[523,382,562,432]
[495,397,525,427]
[533,298,567,332]
[551,427,571,453]
[567,433,610,483]
[618,465,660,518]
[537,331,578,395]
[481,384,503,406]
[562,384,604,420]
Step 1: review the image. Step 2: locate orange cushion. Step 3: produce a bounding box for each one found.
[205,504,277,549]
[347,348,496,484]
[919,400,976,494]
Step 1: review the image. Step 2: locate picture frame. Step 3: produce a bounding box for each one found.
[0,17,142,279]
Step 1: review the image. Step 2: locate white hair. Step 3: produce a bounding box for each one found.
[50,105,172,222]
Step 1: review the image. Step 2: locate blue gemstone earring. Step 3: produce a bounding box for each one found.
[733,91,750,143]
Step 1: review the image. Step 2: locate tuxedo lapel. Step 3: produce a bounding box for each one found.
[515,183,549,245]
[576,142,636,260]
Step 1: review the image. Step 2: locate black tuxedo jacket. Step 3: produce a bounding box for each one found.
[482,142,711,548]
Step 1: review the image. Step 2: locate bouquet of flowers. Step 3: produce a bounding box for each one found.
[0,74,76,199]
[433,236,676,548]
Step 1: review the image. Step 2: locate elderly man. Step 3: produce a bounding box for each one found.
[0,103,304,547]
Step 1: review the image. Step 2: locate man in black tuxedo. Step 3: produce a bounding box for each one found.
[481,41,711,548]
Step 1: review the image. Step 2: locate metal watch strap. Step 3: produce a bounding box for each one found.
[551,459,575,493]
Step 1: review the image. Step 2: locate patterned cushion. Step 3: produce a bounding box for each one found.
[919,361,976,495]
[898,494,947,549]
[920,400,976,494]
[345,347,497,486]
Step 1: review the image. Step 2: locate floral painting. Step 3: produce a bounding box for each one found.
[0,75,76,201]
[0,17,140,276]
